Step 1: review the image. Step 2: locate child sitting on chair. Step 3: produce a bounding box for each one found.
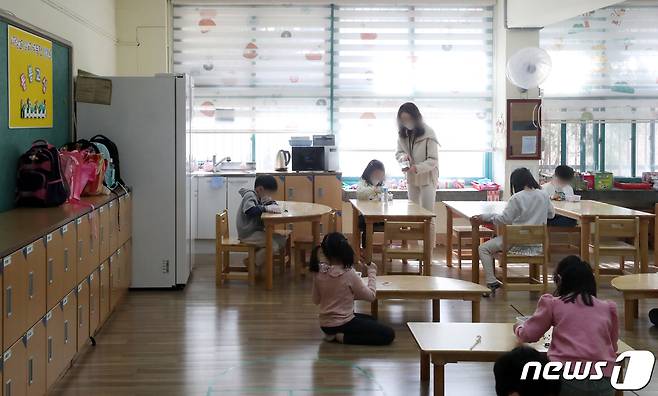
[237,175,285,266]
[543,165,578,227]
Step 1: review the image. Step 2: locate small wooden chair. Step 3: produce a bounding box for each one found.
[382,220,430,275]
[589,216,639,287]
[451,225,495,268]
[215,210,290,287]
[498,224,549,292]
[294,211,337,279]
[547,226,581,262]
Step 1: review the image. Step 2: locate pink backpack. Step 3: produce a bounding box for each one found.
[59,150,97,202]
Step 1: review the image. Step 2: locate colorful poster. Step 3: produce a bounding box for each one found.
[8,25,53,129]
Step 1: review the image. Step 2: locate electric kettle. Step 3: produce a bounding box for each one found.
[275,150,291,171]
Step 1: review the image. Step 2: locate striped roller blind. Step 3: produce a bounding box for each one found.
[333,5,494,177]
[172,5,332,133]
[540,6,658,122]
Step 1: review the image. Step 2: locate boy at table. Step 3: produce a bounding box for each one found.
[542,165,578,227]
[236,175,286,266]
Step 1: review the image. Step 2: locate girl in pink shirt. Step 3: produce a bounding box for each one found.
[310,232,395,345]
[515,255,618,396]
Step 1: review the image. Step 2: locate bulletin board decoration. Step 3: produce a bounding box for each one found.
[8,25,53,129]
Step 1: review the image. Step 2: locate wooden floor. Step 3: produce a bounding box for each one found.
[51,248,658,396]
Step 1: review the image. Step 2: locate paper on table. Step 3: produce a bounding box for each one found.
[521,136,537,154]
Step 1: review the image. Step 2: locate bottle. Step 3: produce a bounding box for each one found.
[381,186,388,203]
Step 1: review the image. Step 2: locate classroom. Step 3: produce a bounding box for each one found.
[0,0,656,395]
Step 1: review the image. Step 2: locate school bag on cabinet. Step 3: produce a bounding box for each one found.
[59,150,97,202]
[91,141,118,189]
[82,152,107,195]
[16,140,69,207]
[89,134,125,188]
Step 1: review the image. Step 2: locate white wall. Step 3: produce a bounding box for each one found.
[506,0,625,28]
[1,0,117,75]
[115,0,169,76]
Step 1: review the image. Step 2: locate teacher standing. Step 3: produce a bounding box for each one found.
[395,102,439,240]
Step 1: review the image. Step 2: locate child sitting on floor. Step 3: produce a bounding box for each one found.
[310,232,395,345]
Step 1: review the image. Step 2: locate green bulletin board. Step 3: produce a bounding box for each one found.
[0,15,72,212]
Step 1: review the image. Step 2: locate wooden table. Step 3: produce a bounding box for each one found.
[444,201,506,283]
[350,199,435,275]
[262,201,332,290]
[368,275,489,322]
[612,273,658,330]
[407,322,633,396]
[552,200,654,272]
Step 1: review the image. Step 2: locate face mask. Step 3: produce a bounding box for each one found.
[403,122,415,131]
[371,178,382,186]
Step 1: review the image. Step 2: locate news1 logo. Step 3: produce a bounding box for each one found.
[521,350,656,390]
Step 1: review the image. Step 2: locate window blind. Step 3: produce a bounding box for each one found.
[540,6,658,122]
[333,5,494,177]
[172,5,332,134]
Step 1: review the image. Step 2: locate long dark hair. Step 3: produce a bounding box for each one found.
[509,167,541,194]
[397,102,425,138]
[361,159,385,186]
[553,255,597,306]
[309,232,355,272]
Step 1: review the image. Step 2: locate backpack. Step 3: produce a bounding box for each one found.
[16,140,69,207]
[59,150,97,202]
[89,135,125,187]
[61,139,99,154]
[91,142,117,189]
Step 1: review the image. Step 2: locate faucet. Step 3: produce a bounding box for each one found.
[212,155,231,172]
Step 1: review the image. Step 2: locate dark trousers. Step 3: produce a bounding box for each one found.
[321,313,395,346]
[358,215,384,248]
[548,214,578,227]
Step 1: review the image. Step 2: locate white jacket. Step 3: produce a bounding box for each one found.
[356,179,382,200]
[395,123,439,187]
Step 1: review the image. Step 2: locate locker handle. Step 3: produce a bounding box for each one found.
[28,272,34,299]
[47,337,53,362]
[48,259,54,285]
[79,306,83,327]
[5,379,11,396]
[287,188,293,198]
[28,357,34,384]
[64,320,69,344]
[100,225,104,245]
[90,233,94,252]
[78,240,84,261]
[6,286,12,317]
[318,187,324,198]
[64,248,69,272]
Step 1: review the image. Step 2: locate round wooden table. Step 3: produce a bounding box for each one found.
[612,273,658,330]
[261,201,332,290]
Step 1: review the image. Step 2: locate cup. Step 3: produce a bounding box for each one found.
[566,195,581,202]
[515,316,529,327]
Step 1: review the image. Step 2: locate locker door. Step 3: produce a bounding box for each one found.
[3,249,27,351]
[26,240,46,330]
[121,242,131,290]
[76,281,89,351]
[60,222,77,301]
[61,292,76,366]
[76,216,91,284]
[99,262,109,325]
[109,254,120,312]
[88,271,100,336]
[115,247,125,299]
[119,194,132,245]
[314,174,343,233]
[45,308,62,389]
[98,204,110,262]
[3,338,27,396]
[108,200,119,254]
[88,210,101,273]
[25,320,46,396]
[285,175,314,240]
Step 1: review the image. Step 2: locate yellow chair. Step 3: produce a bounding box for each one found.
[451,225,495,268]
[589,216,639,286]
[382,220,431,275]
[294,211,337,279]
[215,210,290,287]
[498,224,549,292]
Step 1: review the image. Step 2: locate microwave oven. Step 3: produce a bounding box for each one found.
[291,146,339,172]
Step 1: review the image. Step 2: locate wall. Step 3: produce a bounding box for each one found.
[115,0,169,76]
[506,0,625,28]
[1,0,117,75]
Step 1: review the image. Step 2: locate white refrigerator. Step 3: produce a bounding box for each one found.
[77,74,193,288]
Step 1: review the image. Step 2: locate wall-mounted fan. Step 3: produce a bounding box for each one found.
[506,47,552,90]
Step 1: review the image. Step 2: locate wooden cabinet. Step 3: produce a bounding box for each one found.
[25,320,47,396]
[506,99,542,159]
[88,270,100,336]
[314,174,343,233]
[45,307,61,389]
[285,175,314,239]
[119,193,132,245]
[108,200,119,254]
[98,204,110,262]
[3,338,27,396]
[76,280,89,351]
[76,215,91,284]
[61,291,76,370]
[120,242,131,291]
[99,262,110,325]
[45,222,76,310]
[109,254,120,312]
[25,239,46,334]
[4,249,28,351]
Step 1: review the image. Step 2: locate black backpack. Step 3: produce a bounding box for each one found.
[60,138,99,154]
[16,140,69,207]
[89,134,125,187]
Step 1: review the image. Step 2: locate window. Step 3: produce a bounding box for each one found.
[173,4,494,177]
[540,6,658,177]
